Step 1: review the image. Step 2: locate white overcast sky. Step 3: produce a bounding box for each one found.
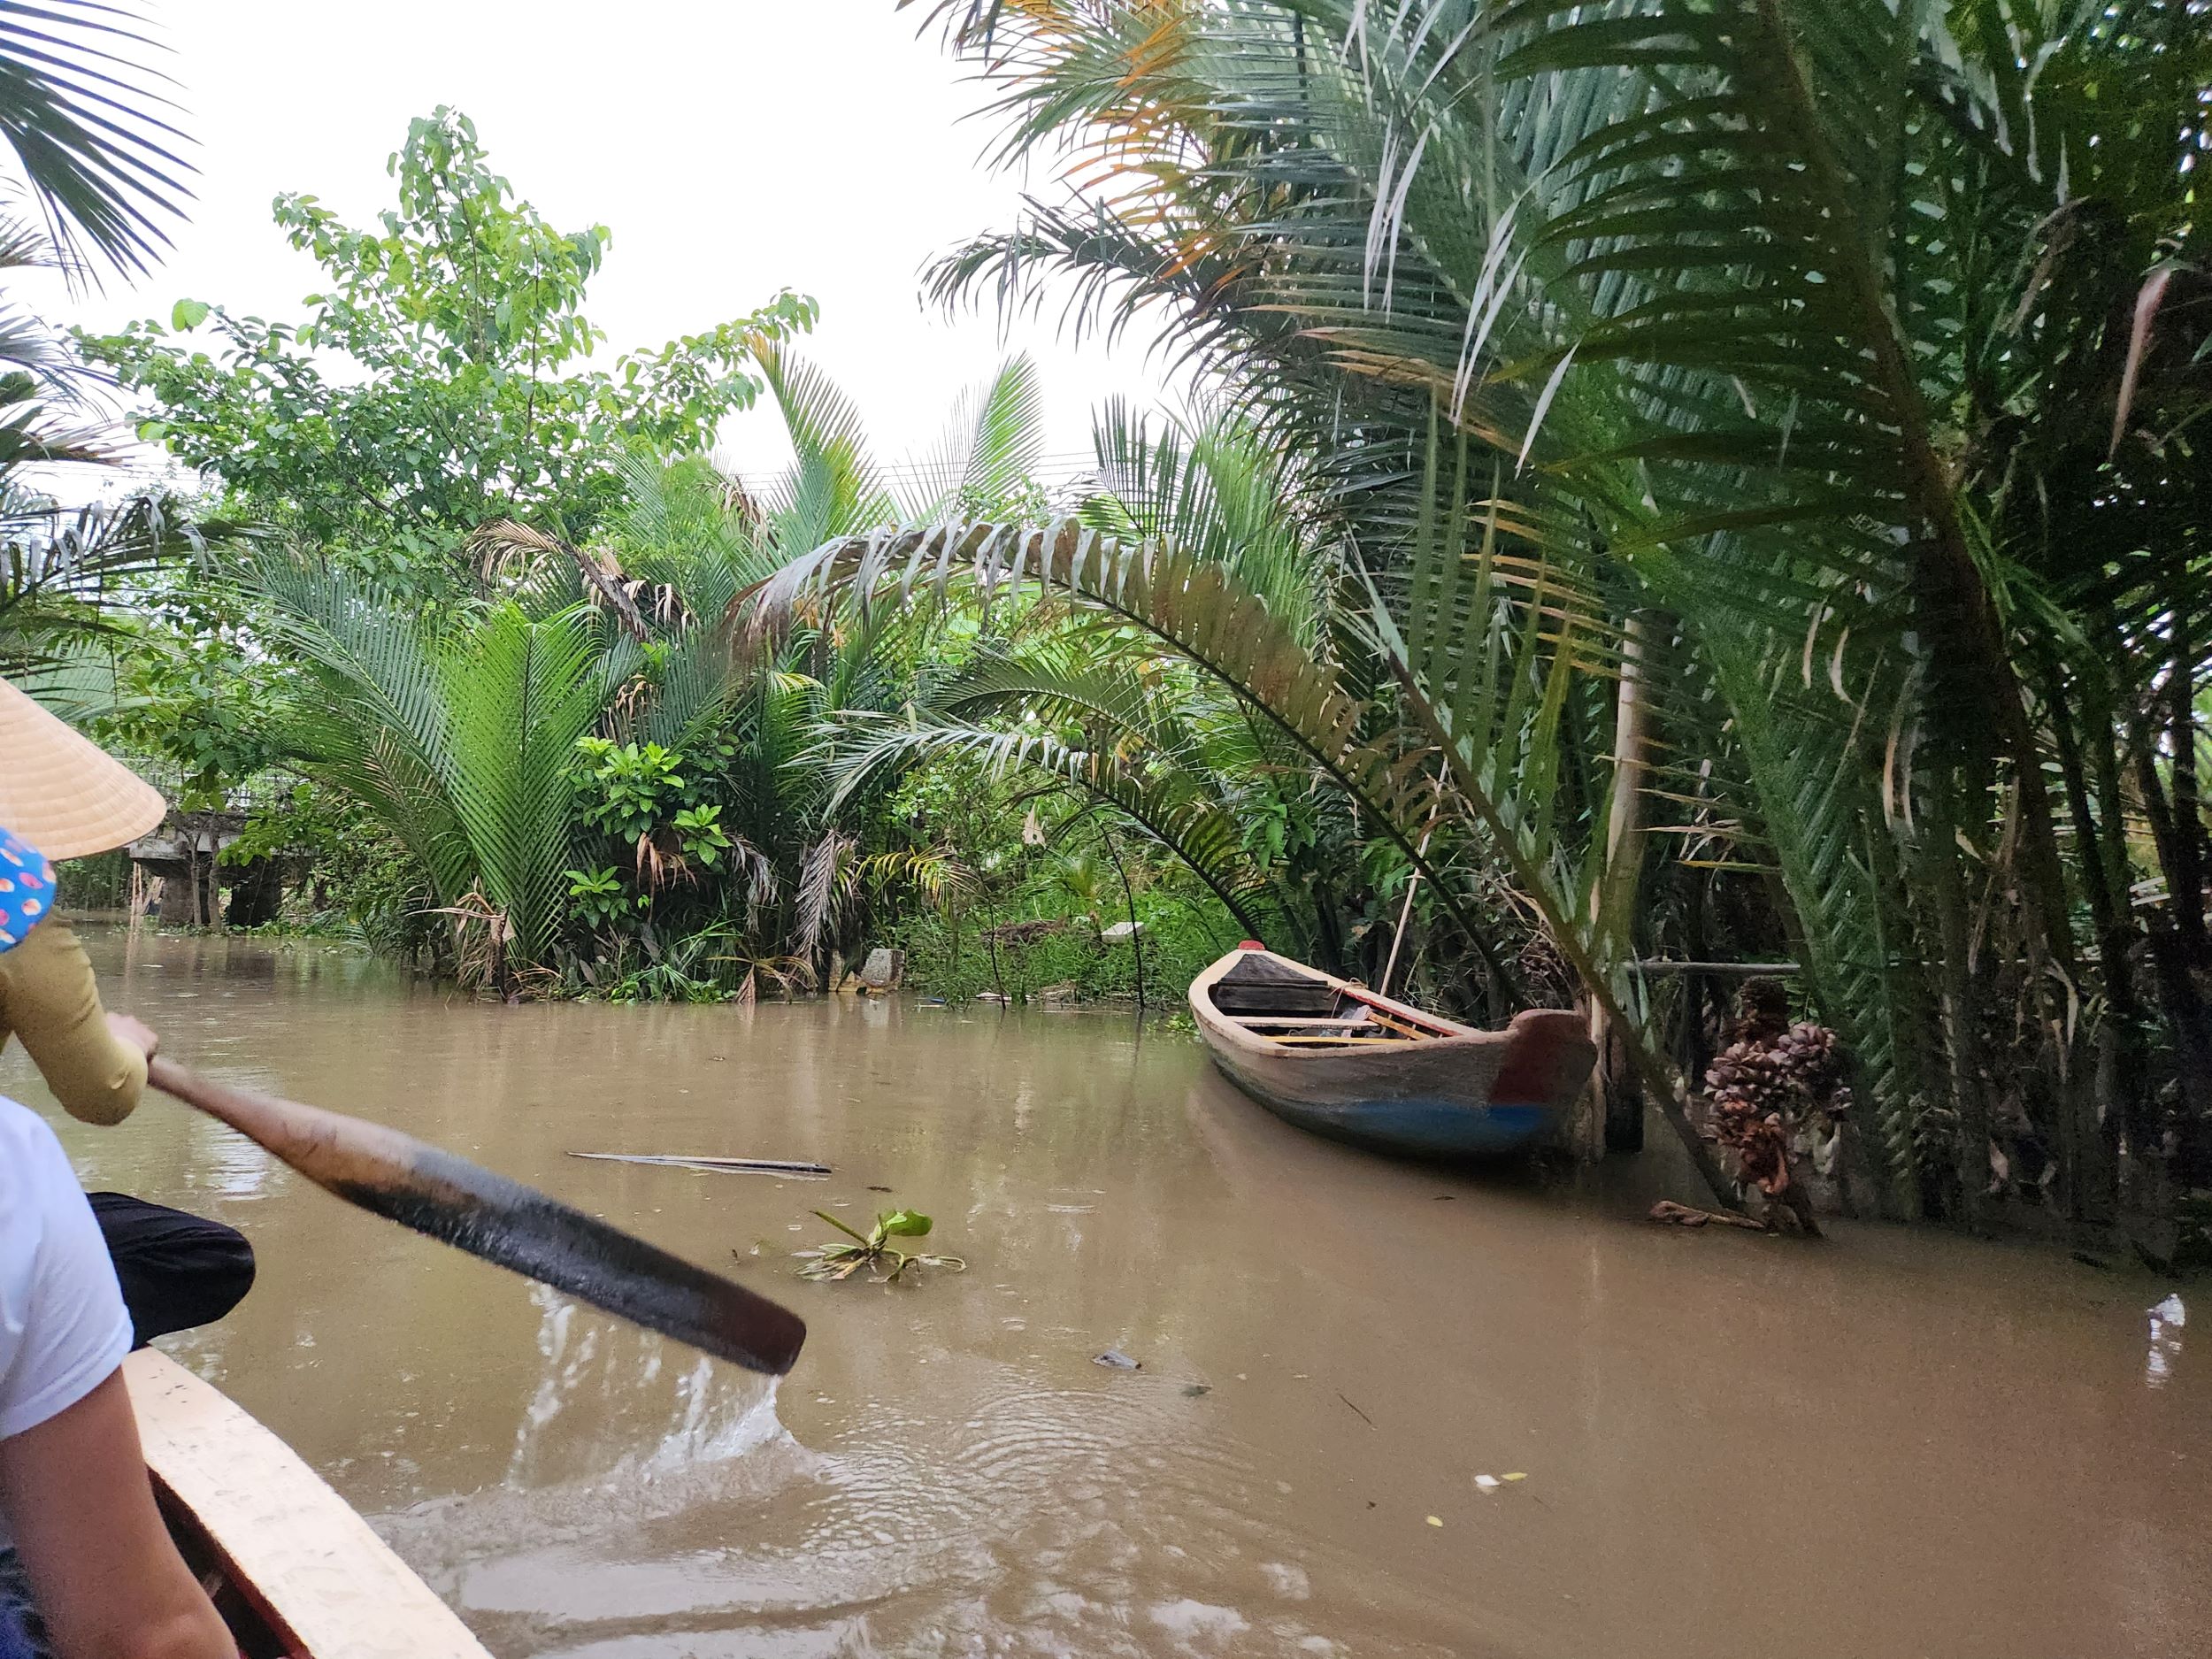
[30,0,1175,490]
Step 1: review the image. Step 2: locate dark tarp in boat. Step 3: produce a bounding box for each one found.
[1211,951,1338,1017]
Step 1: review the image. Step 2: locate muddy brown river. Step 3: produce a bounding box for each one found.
[4,927,2206,1657]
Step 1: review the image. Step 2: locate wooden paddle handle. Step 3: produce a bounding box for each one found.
[150,1056,434,1195]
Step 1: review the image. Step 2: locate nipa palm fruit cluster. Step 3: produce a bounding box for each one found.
[1704,981,1852,1195]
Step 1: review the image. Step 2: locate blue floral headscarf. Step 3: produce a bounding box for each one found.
[0,827,57,952]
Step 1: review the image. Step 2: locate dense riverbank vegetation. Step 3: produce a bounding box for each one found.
[5,3,2208,1243]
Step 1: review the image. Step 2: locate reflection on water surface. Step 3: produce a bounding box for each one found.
[6,926,2207,1657]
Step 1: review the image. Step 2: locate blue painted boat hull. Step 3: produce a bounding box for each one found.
[1204,1053,1564,1158]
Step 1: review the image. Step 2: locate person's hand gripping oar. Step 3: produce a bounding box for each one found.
[144,1053,806,1377]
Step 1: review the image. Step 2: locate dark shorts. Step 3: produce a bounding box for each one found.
[86,1192,256,1348]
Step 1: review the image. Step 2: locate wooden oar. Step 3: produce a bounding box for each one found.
[147,1056,806,1377]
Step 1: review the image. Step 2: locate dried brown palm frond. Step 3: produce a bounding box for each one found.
[716,469,766,527]
[725,833,779,933]
[467,517,565,584]
[428,887,513,995]
[793,828,860,964]
[633,828,684,892]
[606,672,654,731]
[467,518,685,640]
[706,950,815,999]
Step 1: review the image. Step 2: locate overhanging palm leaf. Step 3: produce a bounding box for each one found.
[0,489,217,674]
[0,0,192,279]
[819,681,1292,943]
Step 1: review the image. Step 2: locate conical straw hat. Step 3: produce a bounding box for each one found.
[0,678,167,859]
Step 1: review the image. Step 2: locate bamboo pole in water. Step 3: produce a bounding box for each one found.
[1376,830,1432,1002]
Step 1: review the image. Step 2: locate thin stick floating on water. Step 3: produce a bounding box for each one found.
[569,1152,833,1177]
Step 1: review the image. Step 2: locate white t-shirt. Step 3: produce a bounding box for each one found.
[0,1094,131,1444]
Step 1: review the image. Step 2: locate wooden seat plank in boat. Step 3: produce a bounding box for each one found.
[1351,1008,1429,1040]
[125,1349,491,1659]
[1189,944,1595,1160]
[1330,986,1463,1036]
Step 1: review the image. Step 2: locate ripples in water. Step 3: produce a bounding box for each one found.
[378,1301,1444,1658]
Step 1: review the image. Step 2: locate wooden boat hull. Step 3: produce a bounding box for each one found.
[1189,949,1594,1160]
[125,1349,491,1659]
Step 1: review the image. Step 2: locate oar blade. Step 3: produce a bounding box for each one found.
[350,1148,807,1375]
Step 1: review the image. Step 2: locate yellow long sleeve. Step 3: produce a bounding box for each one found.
[0,918,144,1125]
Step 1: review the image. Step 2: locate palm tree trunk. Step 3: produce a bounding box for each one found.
[2137,731,2212,1146]
[1757,4,2085,1111]
[984,906,1008,1005]
[1378,830,1431,1001]
[1924,788,1989,1225]
[2047,666,2152,1212]
[1588,610,1655,1157]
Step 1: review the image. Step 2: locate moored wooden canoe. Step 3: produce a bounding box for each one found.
[1188,945,1594,1159]
[124,1349,490,1659]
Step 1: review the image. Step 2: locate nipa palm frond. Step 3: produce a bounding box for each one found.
[437,602,624,965]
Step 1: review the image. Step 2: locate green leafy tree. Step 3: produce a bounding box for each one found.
[572,737,691,846]
[94,602,287,808]
[81,108,816,572]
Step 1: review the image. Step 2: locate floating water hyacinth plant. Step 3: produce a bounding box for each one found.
[789,1209,965,1283]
